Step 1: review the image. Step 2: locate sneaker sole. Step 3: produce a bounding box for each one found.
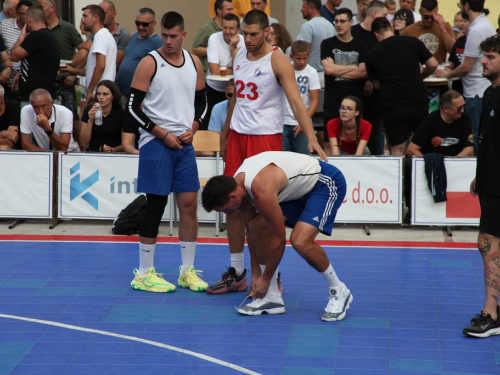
[236,306,285,316]
[321,294,353,322]
[178,280,207,292]
[207,281,249,295]
[130,281,176,293]
[463,327,500,338]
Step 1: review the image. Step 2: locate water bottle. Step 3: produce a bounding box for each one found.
[95,103,103,126]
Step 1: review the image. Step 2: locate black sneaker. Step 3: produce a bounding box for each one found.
[470,305,500,324]
[206,267,248,295]
[463,313,500,338]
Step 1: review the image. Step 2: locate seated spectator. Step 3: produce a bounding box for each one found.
[20,88,77,151]
[0,84,19,150]
[393,9,414,35]
[208,78,234,134]
[80,80,124,152]
[283,40,319,155]
[267,22,292,57]
[404,90,474,225]
[327,96,372,156]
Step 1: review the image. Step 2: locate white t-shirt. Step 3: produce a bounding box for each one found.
[284,64,320,126]
[297,17,336,72]
[85,27,117,92]
[462,14,496,98]
[207,32,243,92]
[20,104,77,151]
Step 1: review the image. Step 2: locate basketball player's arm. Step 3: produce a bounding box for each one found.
[274,52,327,161]
[128,56,183,149]
[181,54,206,144]
[220,47,240,160]
[250,171,288,299]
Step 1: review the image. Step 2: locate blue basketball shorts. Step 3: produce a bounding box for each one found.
[137,138,200,196]
[279,160,346,236]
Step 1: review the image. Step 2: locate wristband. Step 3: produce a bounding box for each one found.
[45,129,54,137]
[161,133,168,142]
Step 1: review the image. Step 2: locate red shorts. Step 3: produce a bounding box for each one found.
[224,130,283,177]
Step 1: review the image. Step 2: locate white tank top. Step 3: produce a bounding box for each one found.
[231,46,285,135]
[139,49,197,148]
[235,151,321,202]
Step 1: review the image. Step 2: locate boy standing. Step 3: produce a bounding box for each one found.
[283,40,320,155]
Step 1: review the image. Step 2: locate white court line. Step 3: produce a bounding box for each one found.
[0,313,261,375]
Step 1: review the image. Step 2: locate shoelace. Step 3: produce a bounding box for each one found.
[326,294,340,311]
[185,269,204,282]
[147,270,166,282]
[235,294,255,311]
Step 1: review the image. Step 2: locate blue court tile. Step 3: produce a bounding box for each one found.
[0,280,46,288]
[65,364,121,375]
[431,261,472,268]
[288,334,338,346]
[389,328,438,340]
[124,352,181,365]
[143,323,194,333]
[238,333,289,346]
[389,338,439,350]
[26,342,84,354]
[389,359,442,372]
[99,323,149,333]
[112,304,160,314]
[71,352,128,365]
[336,346,388,358]
[339,327,388,338]
[170,365,233,375]
[105,313,155,323]
[390,319,436,330]
[233,343,287,357]
[338,336,388,348]
[38,330,92,343]
[441,350,494,363]
[242,324,292,335]
[390,348,441,360]
[334,356,388,370]
[340,318,388,328]
[81,288,127,297]
[439,338,493,352]
[336,370,387,375]
[280,368,333,375]
[441,361,498,374]
[8,365,69,374]
[0,342,34,354]
[117,365,175,375]
[0,353,25,365]
[0,332,45,343]
[17,304,68,314]
[18,352,76,365]
[34,287,84,296]
[281,356,335,368]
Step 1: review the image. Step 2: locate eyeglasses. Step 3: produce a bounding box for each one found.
[448,104,465,111]
[334,19,349,24]
[135,20,154,28]
[394,18,406,22]
[422,15,434,20]
[339,106,356,112]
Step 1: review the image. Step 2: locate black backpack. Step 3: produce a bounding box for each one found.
[112,195,147,235]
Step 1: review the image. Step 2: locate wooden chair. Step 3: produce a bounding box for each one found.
[169,131,222,236]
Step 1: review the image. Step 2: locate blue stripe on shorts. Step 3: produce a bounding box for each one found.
[137,138,200,195]
[279,160,346,236]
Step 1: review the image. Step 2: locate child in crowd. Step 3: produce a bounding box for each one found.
[327,96,372,156]
[282,40,320,155]
[453,11,465,38]
[384,0,396,21]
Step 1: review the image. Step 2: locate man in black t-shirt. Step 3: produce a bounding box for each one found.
[464,35,500,338]
[366,17,438,156]
[321,7,367,142]
[0,84,20,150]
[10,6,60,103]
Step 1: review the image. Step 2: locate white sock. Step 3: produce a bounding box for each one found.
[138,243,156,275]
[321,263,343,288]
[180,241,196,272]
[230,251,245,275]
[260,264,280,294]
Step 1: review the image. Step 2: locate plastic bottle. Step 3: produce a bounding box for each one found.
[95,103,103,126]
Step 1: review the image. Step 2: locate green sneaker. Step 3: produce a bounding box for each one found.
[130,268,176,293]
[178,266,208,292]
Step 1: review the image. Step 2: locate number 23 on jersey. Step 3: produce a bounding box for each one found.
[236,80,259,101]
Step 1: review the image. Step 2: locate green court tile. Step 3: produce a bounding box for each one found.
[288,334,338,346]
[80,288,127,297]
[0,353,25,365]
[0,365,14,374]
[291,325,340,336]
[431,260,472,268]
[35,288,84,296]
[281,368,333,375]
[285,345,336,357]
[0,343,34,354]
[495,352,500,363]
[390,358,442,372]
[340,318,389,328]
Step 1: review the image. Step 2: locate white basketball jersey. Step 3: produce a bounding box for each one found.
[139,49,197,148]
[235,151,321,202]
[231,46,285,135]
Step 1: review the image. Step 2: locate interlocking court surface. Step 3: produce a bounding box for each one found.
[0,236,498,375]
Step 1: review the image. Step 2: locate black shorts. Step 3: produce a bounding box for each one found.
[479,194,500,238]
[382,105,428,146]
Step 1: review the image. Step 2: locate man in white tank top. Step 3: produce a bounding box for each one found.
[202,152,353,321]
[207,10,327,295]
[126,12,209,295]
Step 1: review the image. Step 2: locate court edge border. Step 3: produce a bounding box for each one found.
[0,235,477,249]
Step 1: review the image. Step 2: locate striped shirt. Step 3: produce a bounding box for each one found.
[0,18,21,83]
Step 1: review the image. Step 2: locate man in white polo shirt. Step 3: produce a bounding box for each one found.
[20,88,77,151]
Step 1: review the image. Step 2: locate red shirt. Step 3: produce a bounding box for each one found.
[326,118,372,154]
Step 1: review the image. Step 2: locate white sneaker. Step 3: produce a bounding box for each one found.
[236,290,285,315]
[321,284,353,321]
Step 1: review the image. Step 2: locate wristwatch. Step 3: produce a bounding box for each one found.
[45,129,54,136]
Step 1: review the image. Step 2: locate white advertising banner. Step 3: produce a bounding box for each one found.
[329,157,403,224]
[58,153,223,221]
[0,151,53,218]
[412,157,479,226]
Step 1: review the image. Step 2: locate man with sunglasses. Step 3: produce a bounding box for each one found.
[401,0,455,64]
[116,8,162,109]
[208,79,235,133]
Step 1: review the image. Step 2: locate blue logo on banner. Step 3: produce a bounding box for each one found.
[70,162,99,210]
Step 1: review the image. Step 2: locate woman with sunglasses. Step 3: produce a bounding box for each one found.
[326,96,371,156]
[393,9,414,35]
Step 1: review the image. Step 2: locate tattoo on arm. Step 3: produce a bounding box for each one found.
[479,238,492,253]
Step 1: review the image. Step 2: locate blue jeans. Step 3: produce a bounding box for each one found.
[282,124,309,155]
[465,95,482,154]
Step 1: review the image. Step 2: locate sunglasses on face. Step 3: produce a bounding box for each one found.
[135,20,154,28]
[422,15,434,20]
